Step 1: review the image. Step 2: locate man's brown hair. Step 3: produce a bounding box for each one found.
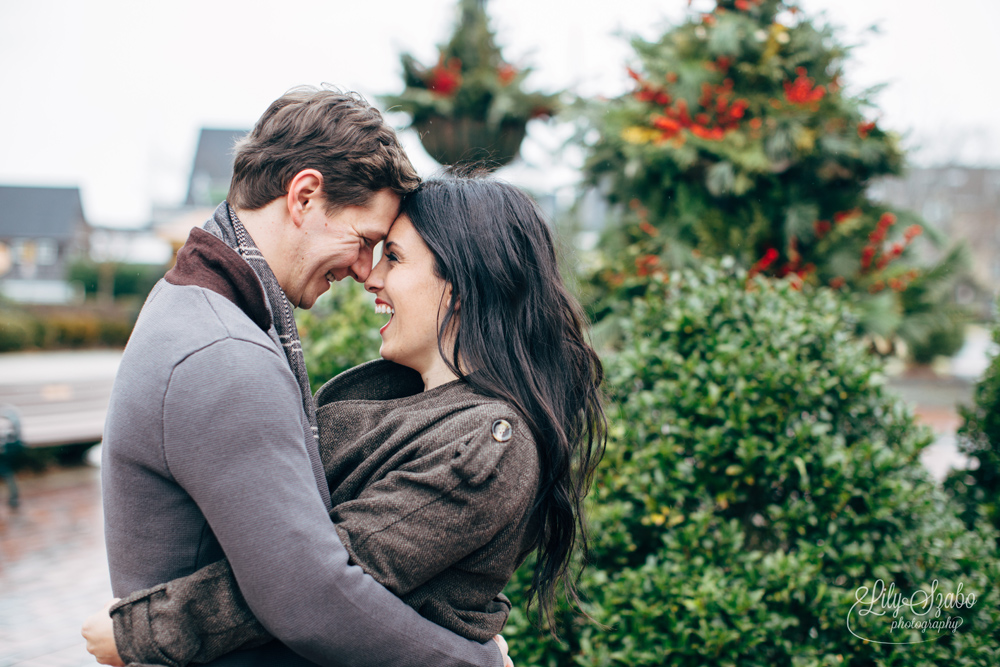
[228,86,420,213]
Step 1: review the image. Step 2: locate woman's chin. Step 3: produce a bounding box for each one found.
[379,349,421,374]
[378,346,398,365]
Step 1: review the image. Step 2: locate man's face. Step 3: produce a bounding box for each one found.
[286,188,400,309]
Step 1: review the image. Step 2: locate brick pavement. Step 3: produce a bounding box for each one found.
[0,465,112,667]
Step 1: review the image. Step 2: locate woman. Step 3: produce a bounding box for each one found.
[84,175,606,665]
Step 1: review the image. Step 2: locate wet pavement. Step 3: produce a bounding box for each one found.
[0,465,111,667]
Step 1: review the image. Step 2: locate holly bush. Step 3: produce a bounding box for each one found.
[504,260,1000,666]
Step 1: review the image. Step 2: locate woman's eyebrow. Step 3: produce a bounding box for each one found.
[384,240,401,252]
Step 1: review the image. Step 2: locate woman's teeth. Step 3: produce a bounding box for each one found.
[375,303,395,315]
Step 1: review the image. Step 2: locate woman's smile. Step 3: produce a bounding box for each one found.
[374,298,395,334]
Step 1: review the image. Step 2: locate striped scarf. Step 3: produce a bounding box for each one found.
[204,202,319,446]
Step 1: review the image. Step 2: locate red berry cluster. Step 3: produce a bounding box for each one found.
[748,248,779,278]
[629,68,673,106]
[629,68,750,143]
[427,57,463,96]
[860,214,923,274]
[629,198,659,238]
[871,269,921,293]
[776,236,816,284]
[635,254,661,277]
[497,63,517,86]
[783,67,826,105]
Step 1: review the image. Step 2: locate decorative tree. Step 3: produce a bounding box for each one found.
[579,0,965,357]
[381,0,559,168]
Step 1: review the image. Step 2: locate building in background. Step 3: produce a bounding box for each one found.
[872,167,1000,319]
[184,128,247,208]
[0,185,89,304]
[156,128,248,256]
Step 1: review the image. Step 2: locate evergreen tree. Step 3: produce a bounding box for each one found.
[580,0,964,357]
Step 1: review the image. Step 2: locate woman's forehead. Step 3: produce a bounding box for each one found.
[386,213,416,243]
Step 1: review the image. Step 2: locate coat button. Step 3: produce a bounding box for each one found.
[491,419,512,443]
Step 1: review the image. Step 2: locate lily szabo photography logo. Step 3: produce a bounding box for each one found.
[847,579,977,645]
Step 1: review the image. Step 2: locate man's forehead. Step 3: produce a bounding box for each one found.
[364,191,402,240]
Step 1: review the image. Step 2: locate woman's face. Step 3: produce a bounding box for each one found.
[364,214,456,387]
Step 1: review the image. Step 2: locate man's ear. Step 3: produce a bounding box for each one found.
[286,169,325,226]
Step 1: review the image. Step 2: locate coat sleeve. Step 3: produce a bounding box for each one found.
[110,559,269,667]
[331,408,539,597]
[108,339,503,667]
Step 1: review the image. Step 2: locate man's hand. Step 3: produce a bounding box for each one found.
[493,634,514,667]
[81,599,124,666]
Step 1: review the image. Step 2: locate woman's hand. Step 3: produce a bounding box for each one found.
[81,599,124,666]
[493,634,514,667]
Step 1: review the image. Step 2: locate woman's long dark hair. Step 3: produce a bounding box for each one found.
[401,175,607,626]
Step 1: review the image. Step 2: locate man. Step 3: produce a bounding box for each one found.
[91,87,508,667]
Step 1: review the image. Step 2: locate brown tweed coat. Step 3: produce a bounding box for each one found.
[110,360,540,666]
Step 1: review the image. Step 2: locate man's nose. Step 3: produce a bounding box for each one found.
[350,263,370,283]
[349,249,373,283]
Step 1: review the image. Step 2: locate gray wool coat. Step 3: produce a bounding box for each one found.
[110,359,541,666]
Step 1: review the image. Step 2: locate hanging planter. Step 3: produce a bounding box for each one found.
[414,115,527,168]
[381,0,559,170]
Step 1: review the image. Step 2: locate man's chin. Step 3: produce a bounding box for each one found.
[299,285,329,310]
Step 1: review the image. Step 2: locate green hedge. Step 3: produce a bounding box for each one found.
[0,305,135,352]
[503,260,1000,666]
[67,260,166,300]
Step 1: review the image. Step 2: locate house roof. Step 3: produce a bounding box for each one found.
[184,128,248,206]
[0,185,86,239]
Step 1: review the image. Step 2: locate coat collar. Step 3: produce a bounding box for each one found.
[164,227,272,331]
[314,359,425,407]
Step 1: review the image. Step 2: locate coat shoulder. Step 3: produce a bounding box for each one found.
[447,399,538,488]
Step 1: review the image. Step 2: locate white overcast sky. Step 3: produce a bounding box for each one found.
[1,0,998,228]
